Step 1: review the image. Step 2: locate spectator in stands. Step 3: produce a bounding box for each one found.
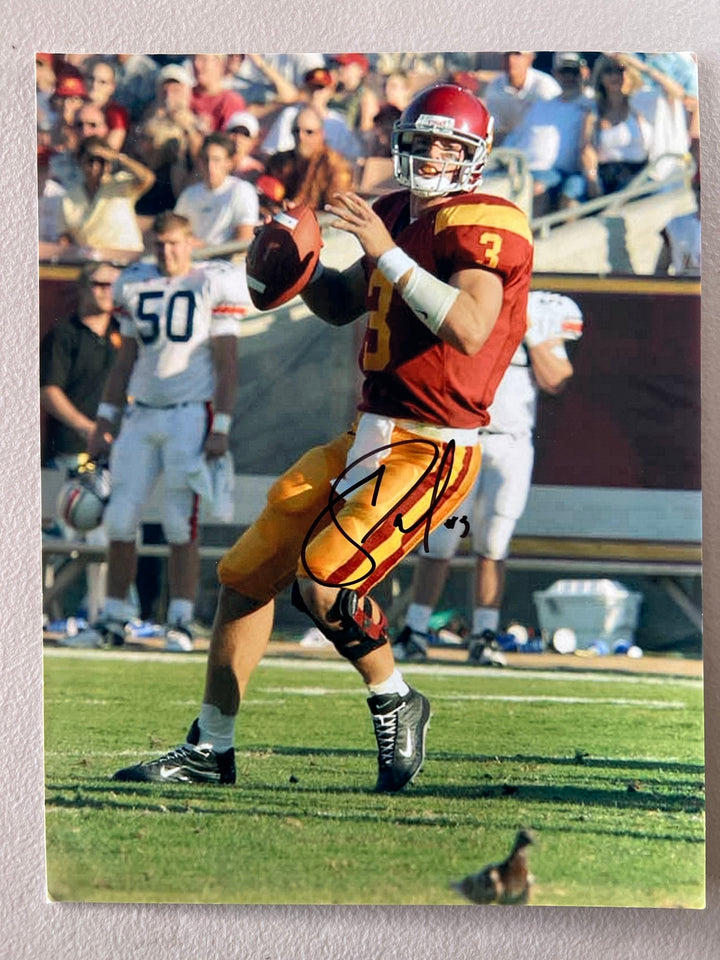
[260,53,328,88]
[582,56,652,198]
[133,115,195,220]
[191,54,247,133]
[74,101,110,141]
[264,105,354,210]
[58,136,155,254]
[133,64,204,219]
[224,111,265,181]
[656,174,701,276]
[261,67,363,163]
[363,71,412,157]
[83,58,130,152]
[112,54,160,124]
[175,132,259,245]
[504,52,593,215]
[225,54,299,109]
[483,51,561,145]
[40,260,122,623]
[328,53,380,137]
[140,63,204,161]
[37,53,57,155]
[48,70,87,157]
[620,52,698,177]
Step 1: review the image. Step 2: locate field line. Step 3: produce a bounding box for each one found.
[43,648,702,688]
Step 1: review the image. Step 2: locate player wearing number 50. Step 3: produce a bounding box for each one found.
[62,211,251,653]
[113,84,533,792]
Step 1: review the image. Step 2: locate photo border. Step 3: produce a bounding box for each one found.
[2,4,718,957]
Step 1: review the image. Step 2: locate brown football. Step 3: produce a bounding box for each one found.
[246,205,322,311]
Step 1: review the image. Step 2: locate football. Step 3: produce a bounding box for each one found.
[246,205,322,311]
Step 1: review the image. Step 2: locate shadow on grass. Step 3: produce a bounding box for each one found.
[46,756,704,823]
[44,780,704,845]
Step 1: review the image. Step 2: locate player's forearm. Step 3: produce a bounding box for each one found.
[211,336,239,419]
[99,340,136,411]
[380,247,502,355]
[40,385,94,439]
[528,341,573,394]
[300,263,367,326]
[431,290,500,355]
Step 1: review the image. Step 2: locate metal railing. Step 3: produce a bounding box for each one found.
[531,152,696,238]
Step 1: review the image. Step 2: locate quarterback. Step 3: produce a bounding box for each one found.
[114,84,534,792]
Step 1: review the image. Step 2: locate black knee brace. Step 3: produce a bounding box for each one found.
[291,582,389,662]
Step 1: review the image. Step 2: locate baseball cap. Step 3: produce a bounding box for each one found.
[54,73,87,98]
[331,53,370,73]
[553,52,586,71]
[36,52,54,66]
[158,64,193,86]
[303,67,334,89]
[224,110,259,138]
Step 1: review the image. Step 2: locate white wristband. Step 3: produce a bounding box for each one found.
[402,265,460,336]
[212,413,232,435]
[96,402,120,424]
[377,246,416,286]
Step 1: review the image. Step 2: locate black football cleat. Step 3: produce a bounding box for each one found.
[368,687,430,793]
[112,719,236,784]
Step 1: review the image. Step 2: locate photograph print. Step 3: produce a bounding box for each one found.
[38,50,703,906]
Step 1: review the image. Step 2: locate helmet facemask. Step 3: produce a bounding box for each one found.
[392,122,491,198]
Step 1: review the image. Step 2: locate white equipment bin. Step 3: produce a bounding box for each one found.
[532,579,643,649]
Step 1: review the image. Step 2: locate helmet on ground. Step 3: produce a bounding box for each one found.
[57,462,112,532]
[391,83,494,198]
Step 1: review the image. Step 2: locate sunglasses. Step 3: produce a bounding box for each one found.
[75,120,103,130]
[292,126,321,135]
[90,280,114,287]
[229,126,252,137]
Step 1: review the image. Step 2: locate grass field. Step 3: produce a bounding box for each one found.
[43,648,705,907]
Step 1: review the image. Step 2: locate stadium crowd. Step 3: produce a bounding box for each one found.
[37,51,700,257]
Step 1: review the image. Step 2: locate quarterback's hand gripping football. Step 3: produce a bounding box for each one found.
[325,192,395,261]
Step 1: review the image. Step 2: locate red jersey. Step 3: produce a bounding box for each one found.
[358,190,534,429]
[191,87,247,132]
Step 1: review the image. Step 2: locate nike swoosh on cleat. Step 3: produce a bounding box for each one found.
[398,731,413,758]
[159,765,184,779]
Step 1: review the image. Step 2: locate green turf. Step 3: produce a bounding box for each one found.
[43,651,705,906]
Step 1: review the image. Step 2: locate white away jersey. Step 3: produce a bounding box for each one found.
[114,259,250,406]
[485,291,583,436]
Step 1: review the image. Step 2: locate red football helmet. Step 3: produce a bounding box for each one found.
[391,83,495,198]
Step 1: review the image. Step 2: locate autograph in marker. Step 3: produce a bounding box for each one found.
[300,437,470,587]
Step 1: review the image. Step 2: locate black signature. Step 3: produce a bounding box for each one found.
[300,437,468,587]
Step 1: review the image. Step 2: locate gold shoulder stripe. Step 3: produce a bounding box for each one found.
[434,202,533,244]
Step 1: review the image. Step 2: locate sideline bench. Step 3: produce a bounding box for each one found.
[41,470,701,627]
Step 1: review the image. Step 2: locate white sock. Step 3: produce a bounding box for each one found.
[102,596,135,623]
[197,703,236,753]
[167,597,194,626]
[367,669,410,698]
[405,603,433,634]
[472,607,500,636]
